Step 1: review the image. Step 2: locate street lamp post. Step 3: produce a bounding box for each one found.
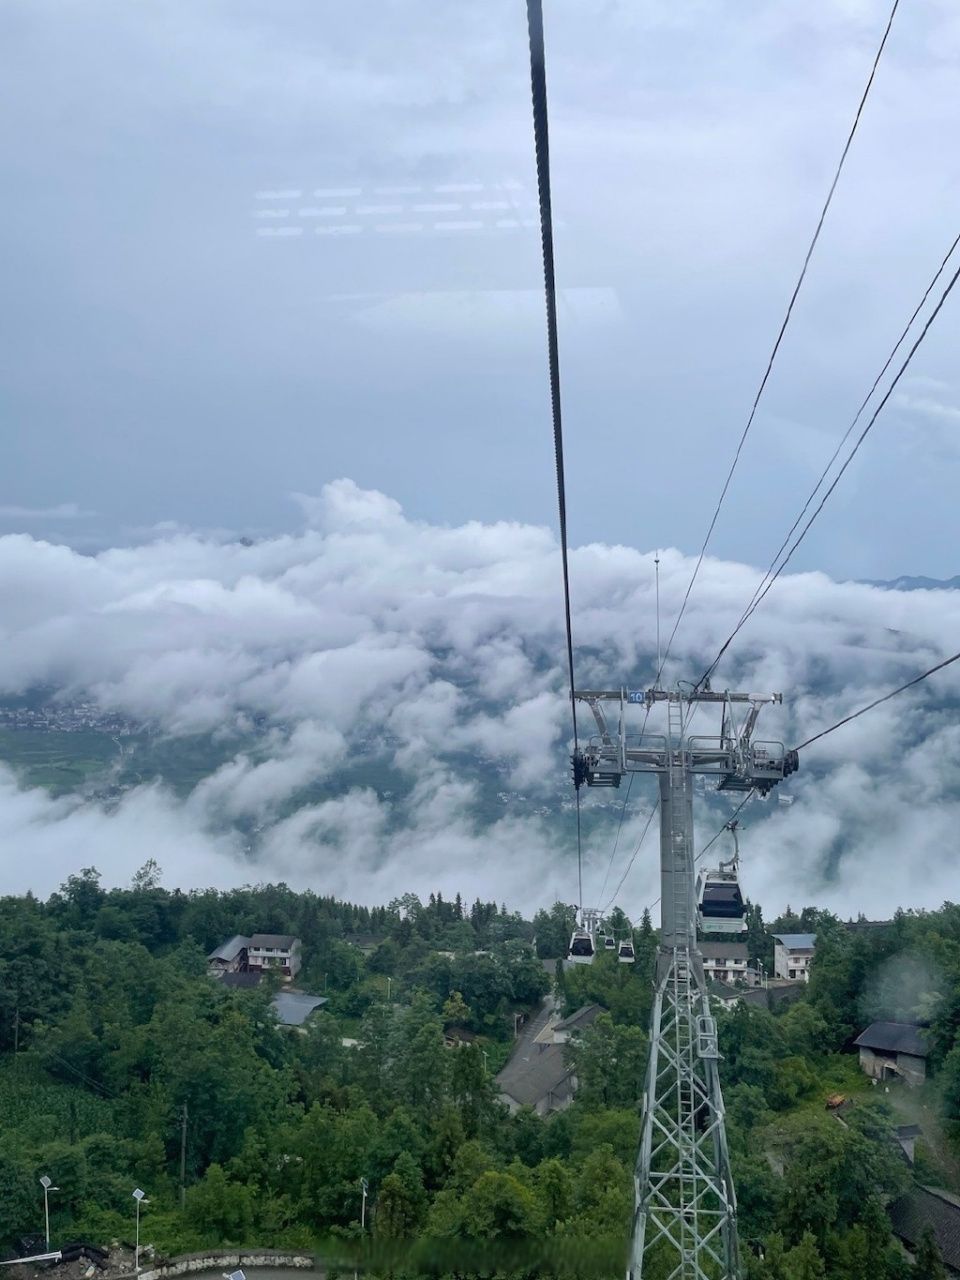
[39,1177,58,1252]
[132,1189,149,1274]
[360,1178,368,1233]
[481,1050,489,1073]
[386,978,391,1001]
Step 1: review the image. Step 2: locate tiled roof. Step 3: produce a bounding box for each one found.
[854,1021,929,1057]
[271,992,328,1026]
[773,933,817,949]
[889,1186,960,1269]
[495,1043,573,1109]
[701,942,749,960]
[553,1003,603,1034]
[208,934,250,962]
[250,934,298,949]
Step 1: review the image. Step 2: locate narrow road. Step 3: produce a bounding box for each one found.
[500,991,557,1072]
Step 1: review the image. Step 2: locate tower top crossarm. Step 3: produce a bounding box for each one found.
[574,688,782,706]
[572,686,797,795]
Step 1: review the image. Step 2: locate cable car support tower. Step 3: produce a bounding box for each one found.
[573,687,798,1279]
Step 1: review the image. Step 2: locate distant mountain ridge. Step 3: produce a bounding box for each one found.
[858,575,960,592]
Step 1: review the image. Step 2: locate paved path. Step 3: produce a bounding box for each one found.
[500,992,557,1073]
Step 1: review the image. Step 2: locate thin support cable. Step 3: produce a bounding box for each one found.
[656,0,901,684]
[701,227,960,686]
[598,772,635,907]
[794,650,960,752]
[708,255,960,665]
[641,790,754,920]
[602,796,661,916]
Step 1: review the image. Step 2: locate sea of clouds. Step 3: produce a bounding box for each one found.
[1,478,958,924]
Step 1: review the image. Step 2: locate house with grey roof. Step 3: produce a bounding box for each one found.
[854,1021,929,1087]
[207,934,251,976]
[701,941,750,986]
[773,933,816,982]
[496,1004,601,1116]
[271,991,328,1028]
[889,1186,960,1273]
[247,934,302,979]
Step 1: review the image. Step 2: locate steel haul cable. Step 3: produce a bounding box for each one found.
[655,0,901,684]
[700,251,960,682]
[639,790,755,921]
[793,650,960,752]
[700,229,960,687]
[525,0,584,909]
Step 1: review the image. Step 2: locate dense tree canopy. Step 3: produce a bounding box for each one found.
[3,879,960,1278]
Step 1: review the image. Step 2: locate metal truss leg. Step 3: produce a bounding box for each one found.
[628,947,740,1280]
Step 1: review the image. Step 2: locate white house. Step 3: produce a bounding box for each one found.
[700,941,751,985]
[773,933,816,982]
[246,934,302,979]
[495,1004,601,1116]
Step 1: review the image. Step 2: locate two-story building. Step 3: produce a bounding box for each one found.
[208,933,303,980]
[701,941,751,985]
[246,934,302,979]
[773,933,816,982]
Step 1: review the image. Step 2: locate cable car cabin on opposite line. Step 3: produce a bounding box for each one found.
[696,866,747,935]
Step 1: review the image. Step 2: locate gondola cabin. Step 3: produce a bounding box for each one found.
[568,930,595,965]
[696,866,747,934]
[604,935,617,951]
[618,940,635,964]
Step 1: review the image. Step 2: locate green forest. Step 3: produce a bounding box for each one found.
[3,867,960,1278]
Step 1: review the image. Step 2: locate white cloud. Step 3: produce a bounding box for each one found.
[0,480,959,922]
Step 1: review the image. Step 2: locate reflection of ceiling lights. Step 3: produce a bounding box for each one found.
[252,181,541,238]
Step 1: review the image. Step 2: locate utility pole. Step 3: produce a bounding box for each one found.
[574,686,797,1280]
[179,1104,188,1211]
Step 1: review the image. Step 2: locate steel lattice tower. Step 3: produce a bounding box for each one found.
[573,687,797,1280]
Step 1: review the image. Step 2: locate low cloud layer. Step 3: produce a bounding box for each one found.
[1,478,958,923]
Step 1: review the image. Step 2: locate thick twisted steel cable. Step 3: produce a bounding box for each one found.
[525,0,583,907]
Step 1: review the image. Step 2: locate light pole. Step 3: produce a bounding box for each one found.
[360,1178,368,1233]
[481,1050,489,1074]
[386,977,391,1001]
[39,1176,58,1251]
[132,1189,149,1273]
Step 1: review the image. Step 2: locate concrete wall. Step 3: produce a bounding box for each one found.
[139,1251,314,1279]
[859,1047,926,1087]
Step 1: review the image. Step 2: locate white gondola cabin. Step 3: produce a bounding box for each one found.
[568,929,595,964]
[618,940,635,964]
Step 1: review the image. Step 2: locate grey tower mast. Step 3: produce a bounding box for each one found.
[573,687,798,1280]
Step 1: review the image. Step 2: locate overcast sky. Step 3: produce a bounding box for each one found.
[2,0,960,578]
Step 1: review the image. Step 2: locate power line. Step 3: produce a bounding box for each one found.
[525,0,584,907]
[700,228,960,686]
[700,250,960,681]
[602,796,660,915]
[794,649,960,752]
[597,772,635,907]
[657,0,901,683]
